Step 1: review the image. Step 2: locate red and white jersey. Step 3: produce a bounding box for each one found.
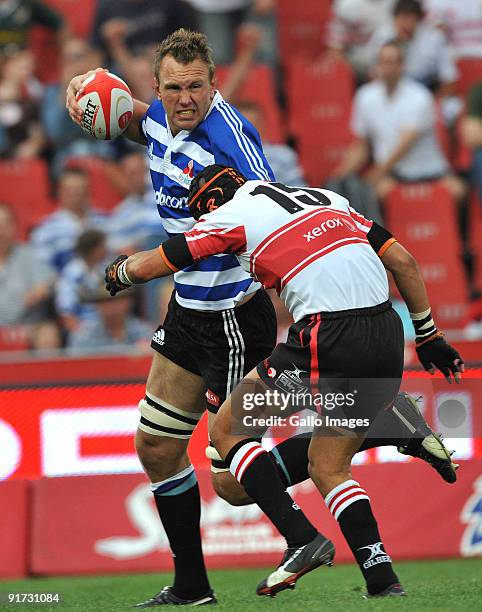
[184,181,389,322]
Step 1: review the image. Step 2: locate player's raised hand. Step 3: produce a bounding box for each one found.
[416,332,464,384]
[65,67,108,125]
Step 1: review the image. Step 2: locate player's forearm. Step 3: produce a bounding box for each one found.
[125,248,173,283]
[379,131,419,174]
[123,98,149,144]
[333,139,369,177]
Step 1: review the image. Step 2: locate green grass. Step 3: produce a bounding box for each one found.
[0,559,481,611]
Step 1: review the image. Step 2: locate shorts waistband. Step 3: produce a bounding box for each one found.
[313,300,392,320]
[174,289,266,319]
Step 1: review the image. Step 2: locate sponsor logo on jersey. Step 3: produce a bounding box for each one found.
[152,329,165,345]
[460,475,482,556]
[303,216,358,242]
[155,188,188,210]
[358,542,392,569]
[178,160,194,186]
[206,389,220,408]
[275,364,309,395]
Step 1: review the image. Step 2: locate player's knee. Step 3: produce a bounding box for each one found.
[211,471,253,506]
[135,393,203,473]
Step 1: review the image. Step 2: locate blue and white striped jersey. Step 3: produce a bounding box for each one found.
[141,91,274,310]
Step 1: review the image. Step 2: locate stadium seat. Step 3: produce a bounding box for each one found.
[277,0,332,64]
[66,158,126,212]
[0,326,29,352]
[0,159,54,240]
[43,0,96,38]
[469,193,482,291]
[385,182,469,328]
[298,128,354,187]
[30,0,97,83]
[29,27,59,84]
[286,55,354,139]
[455,58,482,99]
[216,64,283,143]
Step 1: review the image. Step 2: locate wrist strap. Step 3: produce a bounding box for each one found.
[415,330,444,347]
[410,307,436,344]
[117,259,133,286]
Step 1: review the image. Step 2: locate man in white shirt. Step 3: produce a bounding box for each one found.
[333,40,465,202]
[367,0,458,92]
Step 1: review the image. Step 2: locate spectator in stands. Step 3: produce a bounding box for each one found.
[0,202,60,349]
[55,229,108,335]
[31,167,106,272]
[0,0,66,56]
[236,100,306,186]
[108,152,166,254]
[67,284,151,354]
[90,0,197,68]
[423,0,482,60]
[0,48,45,158]
[461,82,482,202]
[187,0,277,66]
[332,41,465,204]
[41,38,110,176]
[326,0,396,83]
[367,0,458,96]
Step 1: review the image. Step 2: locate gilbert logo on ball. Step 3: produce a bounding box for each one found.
[76,71,133,140]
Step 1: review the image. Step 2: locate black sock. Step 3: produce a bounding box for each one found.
[152,466,210,599]
[227,440,317,548]
[325,480,399,594]
[269,435,400,489]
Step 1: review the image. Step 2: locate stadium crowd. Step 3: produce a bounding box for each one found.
[0,0,481,353]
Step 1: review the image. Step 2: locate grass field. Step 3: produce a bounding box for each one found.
[1,559,481,611]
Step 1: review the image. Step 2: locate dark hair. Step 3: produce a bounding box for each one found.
[60,166,89,181]
[76,229,105,258]
[153,28,215,83]
[393,0,423,18]
[379,39,406,61]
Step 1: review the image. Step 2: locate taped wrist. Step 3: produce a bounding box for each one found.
[410,307,437,345]
[117,258,133,286]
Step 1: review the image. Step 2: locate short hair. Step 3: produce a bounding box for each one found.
[76,229,105,258]
[153,28,215,83]
[379,39,406,61]
[60,166,89,182]
[393,0,423,18]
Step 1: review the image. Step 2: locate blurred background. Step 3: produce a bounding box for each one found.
[0,0,481,582]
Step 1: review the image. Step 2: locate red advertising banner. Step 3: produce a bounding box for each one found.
[1,375,481,481]
[28,461,482,577]
[0,480,29,578]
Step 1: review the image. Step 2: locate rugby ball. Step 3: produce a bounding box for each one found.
[76,71,133,140]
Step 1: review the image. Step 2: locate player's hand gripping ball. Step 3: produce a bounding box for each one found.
[76,71,133,140]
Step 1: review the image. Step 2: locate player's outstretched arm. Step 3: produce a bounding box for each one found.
[380,241,464,383]
[104,234,200,295]
[65,68,149,144]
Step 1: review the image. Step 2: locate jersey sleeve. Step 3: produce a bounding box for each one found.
[347,205,374,233]
[160,207,247,270]
[209,105,275,181]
